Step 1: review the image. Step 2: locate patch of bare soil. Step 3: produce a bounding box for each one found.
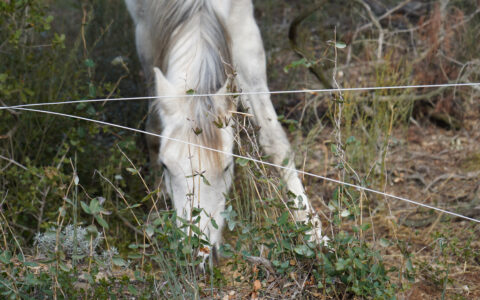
[299,115,480,298]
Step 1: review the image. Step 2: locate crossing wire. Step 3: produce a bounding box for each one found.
[7,106,480,224]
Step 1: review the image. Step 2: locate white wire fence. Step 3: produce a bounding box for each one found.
[0,82,479,110]
[2,82,480,224]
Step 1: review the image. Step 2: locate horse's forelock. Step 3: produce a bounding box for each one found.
[146,0,233,168]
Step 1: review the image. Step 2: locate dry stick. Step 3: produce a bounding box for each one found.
[0,208,25,260]
[0,154,29,171]
[0,192,9,251]
[347,0,413,65]
[355,0,384,59]
[356,0,413,33]
[10,108,480,229]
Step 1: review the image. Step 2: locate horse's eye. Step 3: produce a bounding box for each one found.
[160,161,168,171]
[223,163,232,173]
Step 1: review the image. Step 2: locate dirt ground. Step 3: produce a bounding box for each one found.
[249,1,480,297]
[304,119,480,299]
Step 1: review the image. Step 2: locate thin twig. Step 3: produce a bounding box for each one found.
[0,154,29,171]
[355,0,384,59]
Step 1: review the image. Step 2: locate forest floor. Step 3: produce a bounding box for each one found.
[212,119,480,299]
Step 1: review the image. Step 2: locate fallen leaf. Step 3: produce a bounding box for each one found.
[253,279,261,291]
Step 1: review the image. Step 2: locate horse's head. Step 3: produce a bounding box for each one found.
[152,67,235,245]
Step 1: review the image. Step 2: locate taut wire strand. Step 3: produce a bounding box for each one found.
[0,82,479,110]
[8,106,480,224]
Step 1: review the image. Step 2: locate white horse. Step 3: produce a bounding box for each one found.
[125,0,327,259]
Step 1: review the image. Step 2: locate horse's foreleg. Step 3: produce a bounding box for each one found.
[225,1,328,244]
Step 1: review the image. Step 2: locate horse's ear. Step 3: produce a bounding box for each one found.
[216,79,230,96]
[152,67,177,114]
[153,67,175,96]
[215,79,236,114]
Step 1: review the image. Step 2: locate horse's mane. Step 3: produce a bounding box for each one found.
[145,0,233,165]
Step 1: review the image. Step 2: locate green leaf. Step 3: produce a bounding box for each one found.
[335,258,347,271]
[211,218,218,230]
[72,254,86,261]
[340,209,350,217]
[330,144,338,155]
[360,223,371,231]
[84,273,94,284]
[219,244,234,258]
[189,224,202,235]
[145,225,154,237]
[95,215,109,229]
[0,251,12,264]
[128,284,139,296]
[294,245,314,258]
[58,206,66,217]
[84,59,95,68]
[192,207,202,217]
[17,252,25,262]
[126,203,142,209]
[182,246,193,255]
[76,102,87,110]
[335,41,347,49]
[227,221,235,231]
[353,258,364,269]
[80,201,91,214]
[86,225,99,235]
[25,272,41,285]
[126,167,138,175]
[379,238,390,247]
[283,58,311,73]
[202,175,211,186]
[186,89,195,95]
[235,157,249,167]
[89,198,101,215]
[406,258,414,272]
[112,257,127,267]
[88,82,96,98]
[346,136,356,145]
[24,261,39,267]
[278,212,289,226]
[128,244,139,249]
[192,127,203,135]
[59,262,71,272]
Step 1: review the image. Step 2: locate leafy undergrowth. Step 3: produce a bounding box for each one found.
[0,192,396,299]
